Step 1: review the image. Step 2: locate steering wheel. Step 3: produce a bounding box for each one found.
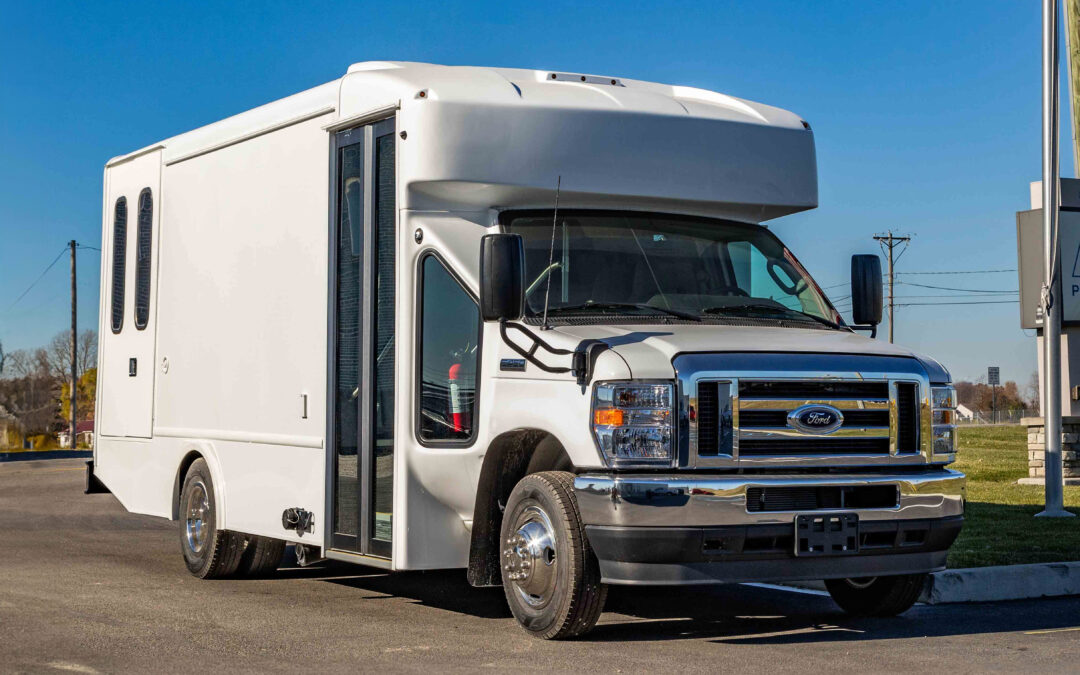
[707,284,750,297]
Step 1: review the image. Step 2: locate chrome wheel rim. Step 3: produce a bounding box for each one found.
[185,480,210,554]
[845,576,877,589]
[503,505,558,609]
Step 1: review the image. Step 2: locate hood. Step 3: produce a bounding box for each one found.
[546,323,950,381]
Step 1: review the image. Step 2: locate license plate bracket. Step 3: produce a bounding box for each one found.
[795,513,859,556]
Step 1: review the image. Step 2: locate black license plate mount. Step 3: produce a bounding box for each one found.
[795,513,859,556]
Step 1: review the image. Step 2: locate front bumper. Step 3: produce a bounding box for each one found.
[574,468,965,585]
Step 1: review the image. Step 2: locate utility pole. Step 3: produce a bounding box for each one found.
[873,231,910,344]
[69,239,77,450]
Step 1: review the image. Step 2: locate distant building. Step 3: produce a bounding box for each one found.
[57,420,94,449]
[956,404,975,422]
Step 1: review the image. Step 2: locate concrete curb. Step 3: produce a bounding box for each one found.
[920,561,1080,604]
[778,562,1080,604]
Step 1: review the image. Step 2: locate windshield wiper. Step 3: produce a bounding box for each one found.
[542,302,701,321]
[701,303,841,329]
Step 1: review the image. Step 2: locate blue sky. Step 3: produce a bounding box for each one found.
[0,1,1062,386]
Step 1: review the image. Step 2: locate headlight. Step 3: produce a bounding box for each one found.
[592,382,674,467]
[931,385,957,456]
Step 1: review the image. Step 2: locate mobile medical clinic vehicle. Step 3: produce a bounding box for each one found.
[91,61,964,639]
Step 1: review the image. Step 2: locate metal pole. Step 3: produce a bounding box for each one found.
[69,239,77,450]
[1038,0,1074,517]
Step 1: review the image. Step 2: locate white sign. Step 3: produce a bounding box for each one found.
[1063,210,1080,323]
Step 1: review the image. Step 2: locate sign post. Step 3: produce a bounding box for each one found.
[1038,0,1074,517]
[988,366,1000,424]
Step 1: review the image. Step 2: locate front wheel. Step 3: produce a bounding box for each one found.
[824,574,927,616]
[179,458,247,578]
[500,471,608,639]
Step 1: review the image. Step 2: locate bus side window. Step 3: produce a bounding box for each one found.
[417,255,480,444]
[134,188,153,330]
[111,197,128,333]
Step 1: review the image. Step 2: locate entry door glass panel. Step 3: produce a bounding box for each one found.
[333,141,364,540]
[371,131,395,547]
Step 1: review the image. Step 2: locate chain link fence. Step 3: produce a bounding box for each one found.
[957,409,1038,425]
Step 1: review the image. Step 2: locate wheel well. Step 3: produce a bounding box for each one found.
[467,430,573,587]
[171,451,204,520]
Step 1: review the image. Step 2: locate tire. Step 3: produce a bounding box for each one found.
[824,573,927,616]
[500,471,608,639]
[237,536,286,577]
[179,458,247,579]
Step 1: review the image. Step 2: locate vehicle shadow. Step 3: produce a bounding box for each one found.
[278,558,512,619]
[280,556,1080,642]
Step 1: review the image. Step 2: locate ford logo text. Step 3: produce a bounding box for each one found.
[787,404,845,435]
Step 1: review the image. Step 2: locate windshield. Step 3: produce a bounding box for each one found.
[506,211,841,328]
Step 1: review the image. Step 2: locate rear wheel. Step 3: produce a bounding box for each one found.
[237,536,287,577]
[824,574,927,616]
[500,471,607,639]
[179,458,246,578]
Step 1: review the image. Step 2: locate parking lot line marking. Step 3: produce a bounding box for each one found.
[1024,627,1080,635]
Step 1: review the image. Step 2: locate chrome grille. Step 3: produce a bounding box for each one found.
[895,382,919,453]
[677,353,932,468]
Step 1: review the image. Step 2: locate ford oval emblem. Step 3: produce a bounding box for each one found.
[787,404,844,435]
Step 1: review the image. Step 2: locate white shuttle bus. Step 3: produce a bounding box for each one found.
[91,62,964,639]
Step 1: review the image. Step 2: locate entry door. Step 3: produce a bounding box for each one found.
[99,149,161,439]
[329,118,396,558]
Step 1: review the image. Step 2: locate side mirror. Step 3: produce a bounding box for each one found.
[850,254,883,327]
[479,233,525,322]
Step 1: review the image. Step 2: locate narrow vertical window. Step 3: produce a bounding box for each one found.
[371,131,395,545]
[110,197,127,333]
[417,256,480,443]
[134,188,153,329]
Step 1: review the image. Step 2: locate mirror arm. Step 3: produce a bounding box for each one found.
[849,324,878,339]
[499,320,591,385]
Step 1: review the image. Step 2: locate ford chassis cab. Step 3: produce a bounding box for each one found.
[90,62,964,639]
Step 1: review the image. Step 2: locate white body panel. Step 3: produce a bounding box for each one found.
[95,61,826,569]
[98,148,161,439]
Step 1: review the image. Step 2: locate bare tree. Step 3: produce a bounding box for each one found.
[78,330,97,375]
[2,349,43,379]
[41,330,97,381]
[1026,371,1042,411]
[0,347,57,446]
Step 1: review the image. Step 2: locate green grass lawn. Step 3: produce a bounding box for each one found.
[948,424,1080,568]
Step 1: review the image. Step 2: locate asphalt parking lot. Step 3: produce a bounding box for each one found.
[3,458,1080,673]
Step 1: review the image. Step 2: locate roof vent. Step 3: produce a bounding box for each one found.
[547,72,623,86]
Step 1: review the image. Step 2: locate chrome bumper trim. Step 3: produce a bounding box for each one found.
[574,469,966,528]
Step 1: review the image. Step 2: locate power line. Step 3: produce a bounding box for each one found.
[897,268,1016,275]
[76,244,101,252]
[6,246,68,310]
[895,300,1019,307]
[889,293,1018,299]
[897,280,1017,293]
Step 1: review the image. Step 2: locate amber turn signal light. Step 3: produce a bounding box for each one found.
[593,408,625,426]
